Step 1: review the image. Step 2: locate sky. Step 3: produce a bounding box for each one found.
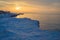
[0,0,60,13]
[0,0,60,30]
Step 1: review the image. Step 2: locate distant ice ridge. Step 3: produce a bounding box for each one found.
[0,10,60,40]
[0,10,24,18]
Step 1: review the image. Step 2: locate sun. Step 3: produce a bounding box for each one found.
[15,6,21,10]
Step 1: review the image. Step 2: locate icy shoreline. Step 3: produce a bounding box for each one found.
[0,11,60,40]
[0,18,60,40]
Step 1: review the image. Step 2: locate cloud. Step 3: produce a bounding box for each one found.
[0,0,60,7]
[23,0,60,7]
[0,0,60,12]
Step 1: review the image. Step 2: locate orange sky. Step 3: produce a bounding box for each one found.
[0,0,60,13]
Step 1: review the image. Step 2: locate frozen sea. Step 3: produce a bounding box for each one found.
[0,12,60,40]
[0,18,60,40]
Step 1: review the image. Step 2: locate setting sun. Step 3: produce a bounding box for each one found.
[15,6,21,10]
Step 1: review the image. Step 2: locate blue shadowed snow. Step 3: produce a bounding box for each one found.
[0,11,60,40]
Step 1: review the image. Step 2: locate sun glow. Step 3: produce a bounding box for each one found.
[15,6,21,10]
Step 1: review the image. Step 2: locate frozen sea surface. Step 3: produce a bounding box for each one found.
[0,11,60,40]
[0,18,60,40]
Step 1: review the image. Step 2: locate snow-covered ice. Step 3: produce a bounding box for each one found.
[0,11,60,40]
